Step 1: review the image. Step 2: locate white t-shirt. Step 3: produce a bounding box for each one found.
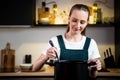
[42,35,100,60]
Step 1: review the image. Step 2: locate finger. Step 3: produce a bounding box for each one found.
[96,60,101,70]
[48,52,56,59]
[97,64,102,70]
[49,47,58,58]
[88,59,97,63]
[88,65,97,71]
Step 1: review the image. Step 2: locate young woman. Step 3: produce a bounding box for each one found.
[32,4,101,78]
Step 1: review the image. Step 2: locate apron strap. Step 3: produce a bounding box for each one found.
[57,35,66,49]
[57,35,91,50]
[83,37,91,50]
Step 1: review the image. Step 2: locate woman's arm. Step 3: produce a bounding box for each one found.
[32,54,48,71]
[32,46,57,71]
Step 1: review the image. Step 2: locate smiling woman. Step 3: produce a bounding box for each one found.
[32,4,101,79]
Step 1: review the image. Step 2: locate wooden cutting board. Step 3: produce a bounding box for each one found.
[1,49,15,72]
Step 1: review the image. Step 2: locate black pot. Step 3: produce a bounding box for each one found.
[54,60,89,80]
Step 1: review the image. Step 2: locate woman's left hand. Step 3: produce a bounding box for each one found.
[95,59,101,70]
[88,58,101,71]
[88,58,101,78]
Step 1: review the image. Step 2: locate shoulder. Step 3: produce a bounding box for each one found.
[85,36,98,49]
[90,38,97,45]
[85,36,97,44]
[83,36,98,48]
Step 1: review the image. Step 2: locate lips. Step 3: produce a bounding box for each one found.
[74,27,81,31]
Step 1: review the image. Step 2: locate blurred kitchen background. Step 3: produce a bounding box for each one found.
[0,0,116,68]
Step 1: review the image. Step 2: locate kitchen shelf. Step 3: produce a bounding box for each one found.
[33,24,114,28]
[33,24,67,27]
[87,24,114,27]
[0,25,31,29]
[0,24,114,29]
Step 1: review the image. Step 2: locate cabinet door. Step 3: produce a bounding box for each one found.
[0,0,34,25]
[115,0,120,67]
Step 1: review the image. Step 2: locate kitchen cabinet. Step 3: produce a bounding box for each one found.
[115,0,120,67]
[0,0,34,25]
[0,0,114,27]
[34,0,114,26]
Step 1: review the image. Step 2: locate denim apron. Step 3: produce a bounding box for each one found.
[57,35,91,61]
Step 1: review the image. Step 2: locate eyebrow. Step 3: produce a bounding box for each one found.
[71,17,87,22]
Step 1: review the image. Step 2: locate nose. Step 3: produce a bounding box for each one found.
[76,22,81,28]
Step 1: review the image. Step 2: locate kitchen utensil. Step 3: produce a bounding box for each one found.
[108,48,116,67]
[49,40,58,58]
[1,42,15,72]
[54,60,89,80]
[103,51,110,69]
[106,49,109,57]
[46,40,97,67]
[20,64,32,72]
[104,52,106,59]
[45,40,58,66]
[104,48,116,68]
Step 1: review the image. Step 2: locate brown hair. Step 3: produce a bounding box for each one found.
[66,4,90,35]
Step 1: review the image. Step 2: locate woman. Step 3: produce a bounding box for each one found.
[32,4,101,78]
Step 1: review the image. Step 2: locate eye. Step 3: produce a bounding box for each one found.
[80,20,86,24]
[72,19,77,22]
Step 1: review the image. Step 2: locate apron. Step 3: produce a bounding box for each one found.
[57,35,91,61]
[55,35,92,80]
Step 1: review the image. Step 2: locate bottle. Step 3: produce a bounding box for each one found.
[92,3,98,24]
[97,8,102,24]
[25,54,31,64]
[38,1,46,24]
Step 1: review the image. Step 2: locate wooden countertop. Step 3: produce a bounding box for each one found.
[0,66,120,77]
[0,65,54,77]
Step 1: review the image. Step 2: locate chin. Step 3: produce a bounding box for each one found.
[73,31,80,34]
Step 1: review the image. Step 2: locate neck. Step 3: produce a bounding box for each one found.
[65,32,83,42]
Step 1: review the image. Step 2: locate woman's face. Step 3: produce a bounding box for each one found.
[68,9,88,34]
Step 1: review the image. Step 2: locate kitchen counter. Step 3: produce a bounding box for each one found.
[0,66,120,78]
[0,65,54,78]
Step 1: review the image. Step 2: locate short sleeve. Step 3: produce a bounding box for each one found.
[88,39,101,60]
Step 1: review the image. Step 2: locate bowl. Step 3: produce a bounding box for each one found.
[19,64,33,71]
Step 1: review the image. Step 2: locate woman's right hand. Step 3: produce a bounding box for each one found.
[46,47,58,59]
